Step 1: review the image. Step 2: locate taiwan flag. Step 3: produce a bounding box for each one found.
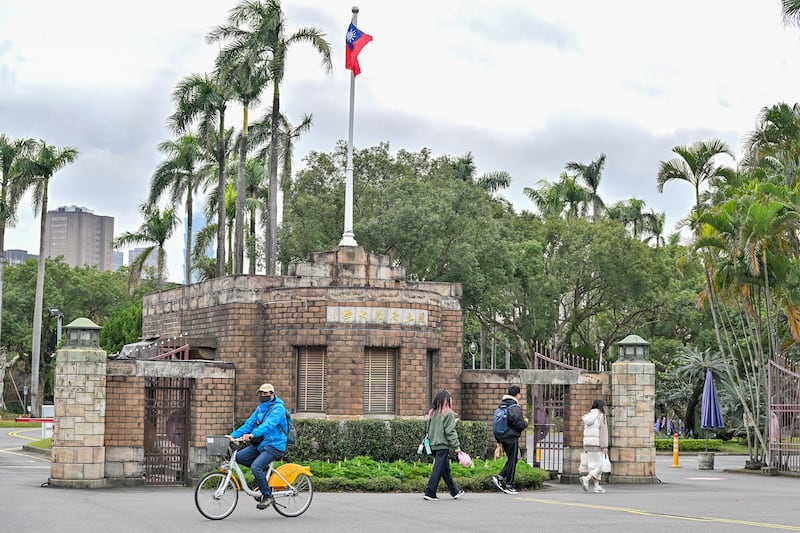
[345,23,372,77]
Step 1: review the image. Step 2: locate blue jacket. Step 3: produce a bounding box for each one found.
[231,395,288,452]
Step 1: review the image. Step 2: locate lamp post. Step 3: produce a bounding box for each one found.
[599,340,605,370]
[48,307,64,345]
[468,341,478,370]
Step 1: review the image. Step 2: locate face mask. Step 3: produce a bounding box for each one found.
[259,394,271,403]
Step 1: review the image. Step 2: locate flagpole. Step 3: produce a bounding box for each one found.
[339,6,360,247]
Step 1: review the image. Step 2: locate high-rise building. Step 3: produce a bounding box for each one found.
[112,250,124,271]
[3,249,37,265]
[128,247,159,271]
[43,205,114,270]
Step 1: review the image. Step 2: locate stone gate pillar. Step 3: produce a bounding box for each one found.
[609,335,656,483]
[49,318,107,488]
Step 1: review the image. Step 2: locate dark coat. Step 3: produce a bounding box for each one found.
[496,396,528,442]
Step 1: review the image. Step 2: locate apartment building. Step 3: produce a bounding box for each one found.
[44,205,114,270]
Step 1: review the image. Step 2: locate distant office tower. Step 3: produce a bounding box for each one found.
[128,247,159,271]
[112,250,124,271]
[3,249,38,265]
[43,205,114,270]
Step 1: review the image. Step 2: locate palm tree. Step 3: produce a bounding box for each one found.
[13,140,78,417]
[209,0,333,275]
[657,139,736,221]
[114,203,180,293]
[226,156,267,274]
[742,102,800,185]
[210,41,269,275]
[149,133,209,285]
[169,72,231,278]
[782,0,800,26]
[673,347,726,434]
[0,134,35,409]
[566,153,606,221]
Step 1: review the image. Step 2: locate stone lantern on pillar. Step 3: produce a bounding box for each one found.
[616,334,650,361]
[610,333,656,483]
[63,317,102,348]
[49,317,107,488]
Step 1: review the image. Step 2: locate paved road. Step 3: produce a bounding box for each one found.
[2,428,799,532]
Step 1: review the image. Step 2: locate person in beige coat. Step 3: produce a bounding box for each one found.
[580,399,609,493]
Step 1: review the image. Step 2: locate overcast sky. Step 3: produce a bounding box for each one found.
[2,1,800,283]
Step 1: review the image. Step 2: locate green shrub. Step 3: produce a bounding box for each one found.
[654,437,721,452]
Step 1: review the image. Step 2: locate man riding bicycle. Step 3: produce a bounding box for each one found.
[229,383,288,509]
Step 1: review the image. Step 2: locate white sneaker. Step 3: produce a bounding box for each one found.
[592,485,606,493]
[492,475,506,493]
[579,476,589,492]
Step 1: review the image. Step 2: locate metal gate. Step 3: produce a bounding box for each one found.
[144,376,191,485]
[530,382,565,475]
[768,359,800,473]
[530,345,603,475]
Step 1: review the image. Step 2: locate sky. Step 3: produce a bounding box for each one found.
[2,1,800,283]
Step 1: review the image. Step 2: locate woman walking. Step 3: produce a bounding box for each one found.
[423,389,465,501]
[580,399,609,493]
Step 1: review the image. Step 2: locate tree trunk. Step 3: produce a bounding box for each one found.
[31,180,49,417]
[234,103,249,275]
[266,85,281,275]
[216,109,227,278]
[185,189,193,285]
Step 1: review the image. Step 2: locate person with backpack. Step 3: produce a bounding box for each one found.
[229,383,288,510]
[579,398,609,494]
[492,385,529,494]
[423,389,465,501]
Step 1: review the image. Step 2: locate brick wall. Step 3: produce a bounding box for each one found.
[105,374,145,447]
[141,248,463,423]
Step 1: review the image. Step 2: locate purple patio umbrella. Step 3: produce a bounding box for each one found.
[701,369,725,451]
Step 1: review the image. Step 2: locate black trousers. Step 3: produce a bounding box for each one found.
[498,439,520,484]
[425,448,458,496]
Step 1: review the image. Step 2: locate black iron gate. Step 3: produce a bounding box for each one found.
[530,345,603,475]
[144,376,191,485]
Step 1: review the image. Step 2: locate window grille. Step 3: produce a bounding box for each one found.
[297,346,327,413]
[364,347,397,414]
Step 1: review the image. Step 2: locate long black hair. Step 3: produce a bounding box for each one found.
[591,399,606,413]
[429,389,453,417]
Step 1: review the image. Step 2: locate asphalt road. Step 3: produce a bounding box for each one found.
[2,427,799,532]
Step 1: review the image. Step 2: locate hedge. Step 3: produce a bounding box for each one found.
[282,418,490,464]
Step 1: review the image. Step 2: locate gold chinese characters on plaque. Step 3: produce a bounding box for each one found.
[326,306,428,326]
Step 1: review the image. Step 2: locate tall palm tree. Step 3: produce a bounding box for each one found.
[657,139,736,221]
[13,140,78,417]
[149,134,209,285]
[211,42,269,275]
[114,203,180,293]
[210,0,333,275]
[169,72,231,278]
[742,102,800,185]
[566,153,606,222]
[0,134,35,409]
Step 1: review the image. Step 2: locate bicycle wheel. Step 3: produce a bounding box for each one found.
[273,473,313,517]
[195,472,238,520]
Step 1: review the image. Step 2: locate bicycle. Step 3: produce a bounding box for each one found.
[195,436,313,520]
